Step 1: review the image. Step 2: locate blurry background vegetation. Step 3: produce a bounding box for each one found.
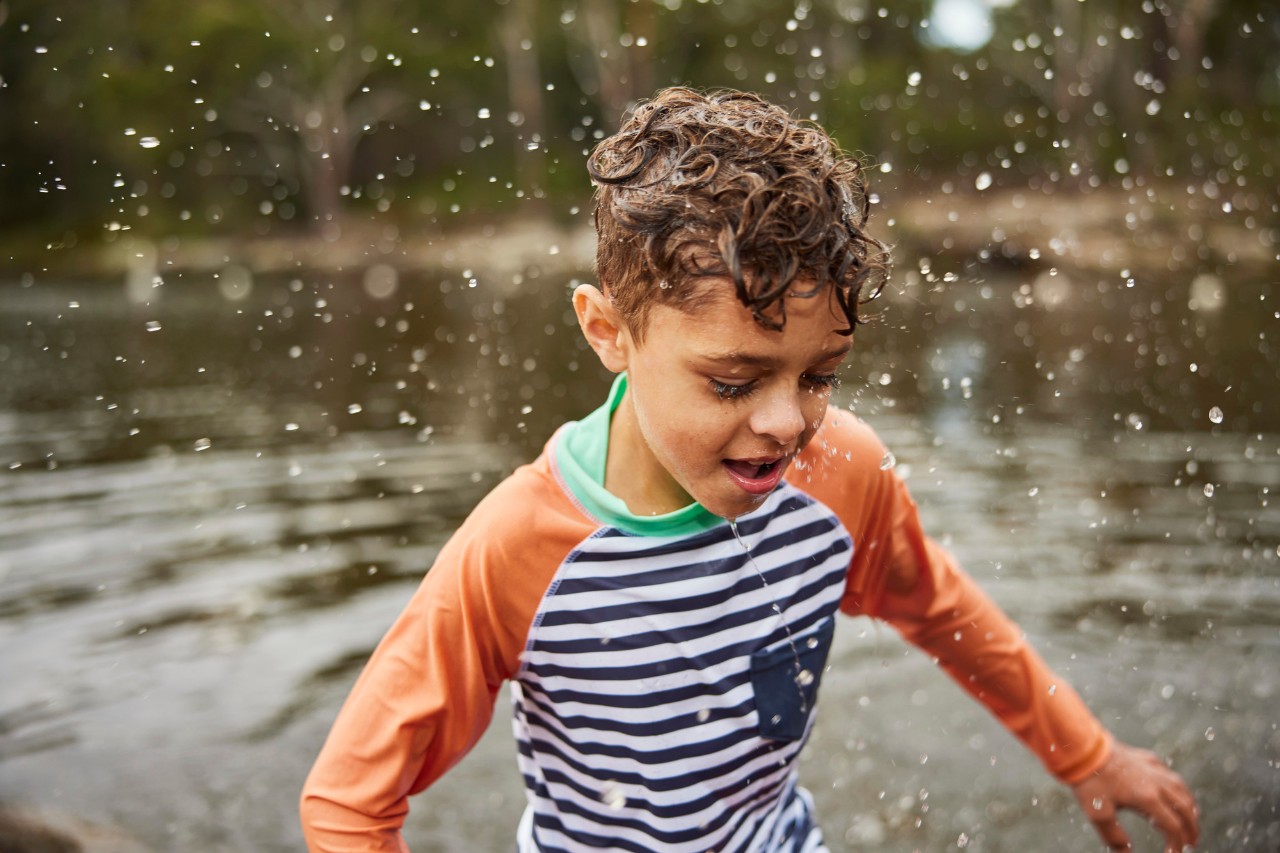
[0,0,1276,272]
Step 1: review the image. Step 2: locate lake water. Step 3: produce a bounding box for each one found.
[0,262,1276,851]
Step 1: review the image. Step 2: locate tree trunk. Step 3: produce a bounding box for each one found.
[499,0,548,207]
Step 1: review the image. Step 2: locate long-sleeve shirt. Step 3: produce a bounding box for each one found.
[300,376,1111,852]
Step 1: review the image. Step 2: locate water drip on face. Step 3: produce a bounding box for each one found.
[728,519,810,714]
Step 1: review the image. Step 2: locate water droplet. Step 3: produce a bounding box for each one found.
[193,437,211,452]
[600,780,626,811]
[348,403,363,414]
[696,708,710,723]
[974,171,992,191]
[1208,406,1223,424]
[795,668,815,687]
[1203,483,1215,498]
[363,264,398,299]
[139,136,160,149]
[144,320,162,332]
[217,265,253,301]
[1047,684,1057,696]
[1092,797,1104,811]
[1189,273,1225,312]
[1204,726,1215,741]
[879,450,896,470]
[907,70,922,87]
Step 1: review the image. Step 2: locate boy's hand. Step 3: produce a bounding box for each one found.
[1071,742,1200,851]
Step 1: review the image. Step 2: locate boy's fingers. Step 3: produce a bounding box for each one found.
[1144,794,1190,852]
[1160,783,1200,848]
[1089,814,1132,851]
[1145,760,1198,848]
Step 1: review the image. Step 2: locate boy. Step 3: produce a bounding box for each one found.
[301,87,1199,852]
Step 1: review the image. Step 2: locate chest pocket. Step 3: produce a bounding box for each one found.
[749,616,835,742]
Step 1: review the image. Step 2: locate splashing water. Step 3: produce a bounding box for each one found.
[728,519,811,714]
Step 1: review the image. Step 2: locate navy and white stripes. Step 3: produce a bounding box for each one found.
[512,486,853,852]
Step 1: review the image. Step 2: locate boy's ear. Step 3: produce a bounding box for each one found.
[573,283,632,374]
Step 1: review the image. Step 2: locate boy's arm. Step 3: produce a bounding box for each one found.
[849,471,1198,850]
[862,477,1113,783]
[299,531,534,852]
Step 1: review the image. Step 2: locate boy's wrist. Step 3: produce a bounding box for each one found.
[1054,728,1115,786]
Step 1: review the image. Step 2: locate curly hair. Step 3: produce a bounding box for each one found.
[587,86,890,340]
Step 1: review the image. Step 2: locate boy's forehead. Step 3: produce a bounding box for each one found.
[653,277,845,344]
[679,272,832,313]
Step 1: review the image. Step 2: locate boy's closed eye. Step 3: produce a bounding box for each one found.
[708,372,842,401]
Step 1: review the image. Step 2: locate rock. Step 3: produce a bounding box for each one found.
[0,807,150,853]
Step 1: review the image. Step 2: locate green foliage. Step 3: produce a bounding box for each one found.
[1,0,1276,244]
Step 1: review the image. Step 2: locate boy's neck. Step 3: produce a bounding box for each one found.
[604,388,694,517]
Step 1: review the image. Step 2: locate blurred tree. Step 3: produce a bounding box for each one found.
[562,0,658,118]
[0,0,1275,248]
[497,0,548,204]
[203,0,415,232]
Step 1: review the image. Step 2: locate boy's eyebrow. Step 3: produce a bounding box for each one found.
[699,343,853,368]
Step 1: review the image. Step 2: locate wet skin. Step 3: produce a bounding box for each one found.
[573,281,851,520]
[575,279,1202,851]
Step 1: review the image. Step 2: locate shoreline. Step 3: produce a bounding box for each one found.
[2,187,1273,286]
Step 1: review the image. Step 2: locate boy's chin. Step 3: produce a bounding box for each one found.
[699,485,774,521]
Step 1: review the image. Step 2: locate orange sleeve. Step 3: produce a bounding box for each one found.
[299,461,588,852]
[798,413,1112,785]
[866,473,1113,783]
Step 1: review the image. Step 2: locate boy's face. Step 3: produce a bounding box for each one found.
[584,280,852,519]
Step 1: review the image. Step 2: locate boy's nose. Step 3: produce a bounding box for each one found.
[749,388,806,446]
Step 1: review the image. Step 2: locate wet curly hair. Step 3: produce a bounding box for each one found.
[588,86,890,340]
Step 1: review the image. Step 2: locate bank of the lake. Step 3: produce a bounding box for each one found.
[2,187,1273,287]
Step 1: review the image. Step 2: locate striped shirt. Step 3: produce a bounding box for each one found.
[513,488,849,851]
[301,376,1112,852]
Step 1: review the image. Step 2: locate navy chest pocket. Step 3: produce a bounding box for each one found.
[749,616,835,742]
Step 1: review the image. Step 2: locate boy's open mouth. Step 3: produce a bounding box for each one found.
[722,457,787,495]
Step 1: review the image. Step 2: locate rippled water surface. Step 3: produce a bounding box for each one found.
[1,266,1276,851]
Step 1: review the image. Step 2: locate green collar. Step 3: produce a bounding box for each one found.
[555,373,722,537]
